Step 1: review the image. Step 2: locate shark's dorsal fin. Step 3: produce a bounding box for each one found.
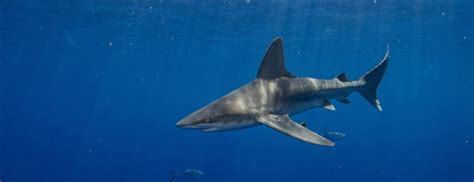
[256,37,294,80]
[336,73,350,82]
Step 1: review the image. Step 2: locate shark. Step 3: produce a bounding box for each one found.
[176,37,389,146]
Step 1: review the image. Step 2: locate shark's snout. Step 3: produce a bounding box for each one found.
[176,118,194,128]
[176,114,207,129]
[177,105,216,129]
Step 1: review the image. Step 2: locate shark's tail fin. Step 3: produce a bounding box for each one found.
[169,170,177,182]
[358,46,389,112]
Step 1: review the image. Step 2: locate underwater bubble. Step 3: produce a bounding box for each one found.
[245,0,251,3]
[465,140,469,144]
[108,42,113,47]
[464,36,467,40]
[441,12,446,16]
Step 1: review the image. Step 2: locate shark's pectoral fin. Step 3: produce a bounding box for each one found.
[323,100,336,111]
[256,114,335,146]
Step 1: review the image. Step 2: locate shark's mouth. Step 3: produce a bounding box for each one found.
[176,122,213,129]
[177,119,260,132]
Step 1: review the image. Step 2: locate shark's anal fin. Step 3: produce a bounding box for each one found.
[323,100,336,111]
[256,114,335,146]
[256,37,294,80]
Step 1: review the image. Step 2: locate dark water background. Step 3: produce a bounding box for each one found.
[1,0,473,181]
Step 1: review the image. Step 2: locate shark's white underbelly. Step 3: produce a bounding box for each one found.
[203,118,260,132]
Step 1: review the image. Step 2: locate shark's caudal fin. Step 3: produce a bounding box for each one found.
[358,46,389,111]
[169,170,177,182]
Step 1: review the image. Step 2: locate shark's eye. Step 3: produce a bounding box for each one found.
[205,118,212,122]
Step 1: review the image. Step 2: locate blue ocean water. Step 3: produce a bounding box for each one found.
[0,0,473,181]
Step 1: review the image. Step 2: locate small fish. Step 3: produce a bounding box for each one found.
[299,122,346,142]
[169,169,204,182]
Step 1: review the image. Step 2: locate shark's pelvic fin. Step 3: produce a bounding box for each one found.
[256,37,294,80]
[323,100,336,111]
[358,46,389,112]
[257,114,335,146]
[336,73,350,82]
